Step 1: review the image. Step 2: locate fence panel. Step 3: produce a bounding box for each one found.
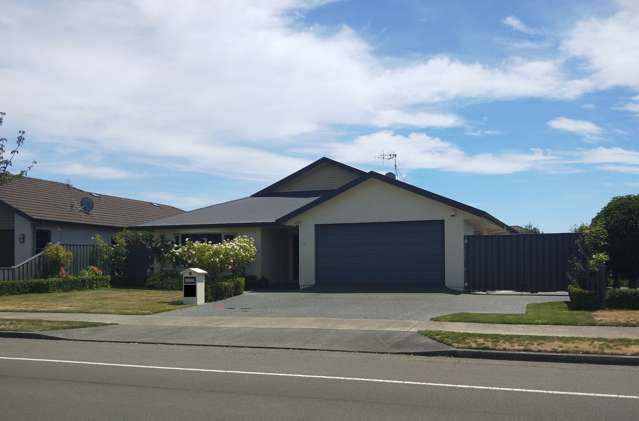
[0,244,102,281]
[465,233,578,292]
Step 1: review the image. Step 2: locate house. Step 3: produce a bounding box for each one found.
[0,177,183,266]
[140,157,513,291]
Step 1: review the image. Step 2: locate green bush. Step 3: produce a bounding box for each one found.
[170,236,257,279]
[43,243,73,277]
[606,288,639,309]
[205,276,245,302]
[232,277,245,296]
[145,270,181,290]
[0,275,111,296]
[568,285,601,310]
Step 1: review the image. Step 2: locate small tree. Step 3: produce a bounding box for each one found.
[520,223,542,234]
[567,223,609,309]
[0,112,36,185]
[593,195,639,288]
[43,243,73,277]
[94,234,113,272]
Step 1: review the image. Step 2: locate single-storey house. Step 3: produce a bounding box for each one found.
[0,177,183,266]
[140,157,514,291]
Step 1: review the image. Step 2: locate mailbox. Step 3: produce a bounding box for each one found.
[181,268,207,305]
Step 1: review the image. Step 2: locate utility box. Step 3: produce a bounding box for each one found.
[181,268,207,305]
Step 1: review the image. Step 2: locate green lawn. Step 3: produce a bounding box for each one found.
[422,330,639,356]
[0,318,108,332]
[432,301,639,327]
[0,288,187,315]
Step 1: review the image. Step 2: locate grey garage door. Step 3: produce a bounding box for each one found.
[315,221,444,289]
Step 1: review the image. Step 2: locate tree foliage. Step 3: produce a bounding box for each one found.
[0,112,36,185]
[170,236,257,279]
[593,195,639,287]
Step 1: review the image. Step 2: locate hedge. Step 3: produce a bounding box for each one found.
[145,271,181,290]
[567,285,601,310]
[606,288,639,309]
[0,275,111,296]
[205,277,245,302]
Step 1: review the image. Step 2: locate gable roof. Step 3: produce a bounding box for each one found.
[276,171,515,233]
[138,196,318,228]
[252,157,365,197]
[0,176,183,227]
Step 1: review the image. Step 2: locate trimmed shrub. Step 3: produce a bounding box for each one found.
[568,285,600,310]
[232,277,245,296]
[145,270,181,290]
[606,288,639,309]
[205,276,245,302]
[0,275,111,296]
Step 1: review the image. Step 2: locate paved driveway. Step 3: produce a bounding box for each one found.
[163,290,566,321]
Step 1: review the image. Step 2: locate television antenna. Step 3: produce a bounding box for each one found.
[376,152,400,178]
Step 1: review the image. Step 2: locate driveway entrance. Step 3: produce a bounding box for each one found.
[163,290,566,321]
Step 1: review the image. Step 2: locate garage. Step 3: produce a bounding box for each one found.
[315,220,444,289]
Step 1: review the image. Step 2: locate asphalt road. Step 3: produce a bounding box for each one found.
[0,338,638,420]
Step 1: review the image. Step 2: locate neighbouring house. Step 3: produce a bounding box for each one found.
[0,176,183,267]
[140,157,514,291]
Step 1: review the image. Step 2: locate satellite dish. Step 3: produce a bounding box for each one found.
[385,172,396,179]
[80,197,94,213]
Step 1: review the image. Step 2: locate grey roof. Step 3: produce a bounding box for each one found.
[138,196,318,227]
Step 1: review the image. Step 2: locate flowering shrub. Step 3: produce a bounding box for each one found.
[43,243,73,277]
[170,235,257,278]
[79,265,103,278]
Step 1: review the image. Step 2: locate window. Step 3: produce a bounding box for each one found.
[180,233,222,244]
[223,234,236,241]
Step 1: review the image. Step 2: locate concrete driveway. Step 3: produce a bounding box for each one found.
[163,290,566,321]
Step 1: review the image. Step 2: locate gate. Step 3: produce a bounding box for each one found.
[464,234,578,292]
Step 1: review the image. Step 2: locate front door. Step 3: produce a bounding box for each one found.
[0,230,14,266]
[35,230,51,253]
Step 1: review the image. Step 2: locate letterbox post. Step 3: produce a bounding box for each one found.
[181,268,207,305]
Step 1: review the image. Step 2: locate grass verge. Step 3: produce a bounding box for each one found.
[422,330,639,356]
[432,301,639,327]
[0,288,186,315]
[0,319,108,332]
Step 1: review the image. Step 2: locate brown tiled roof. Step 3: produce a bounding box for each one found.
[0,176,184,227]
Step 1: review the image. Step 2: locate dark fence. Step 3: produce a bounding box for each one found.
[465,233,579,292]
[0,244,102,281]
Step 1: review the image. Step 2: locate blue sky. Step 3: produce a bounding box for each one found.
[1,0,638,232]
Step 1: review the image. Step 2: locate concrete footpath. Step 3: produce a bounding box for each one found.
[2,311,639,339]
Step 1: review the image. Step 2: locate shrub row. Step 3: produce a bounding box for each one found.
[567,285,601,310]
[145,270,182,290]
[606,288,639,309]
[0,275,111,296]
[205,277,245,302]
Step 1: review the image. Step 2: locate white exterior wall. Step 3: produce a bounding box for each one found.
[285,178,505,291]
[14,213,33,265]
[152,226,264,278]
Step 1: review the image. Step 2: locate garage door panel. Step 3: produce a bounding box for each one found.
[316,221,444,288]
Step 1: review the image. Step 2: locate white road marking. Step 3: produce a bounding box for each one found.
[1,355,637,400]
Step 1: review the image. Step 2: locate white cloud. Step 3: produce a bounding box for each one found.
[562,1,639,90]
[620,95,639,115]
[372,110,463,128]
[598,165,639,174]
[502,16,537,35]
[576,146,639,166]
[547,117,603,138]
[137,192,218,210]
[326,131,556,175]
[42,163,135,179]
[0,0,601,183]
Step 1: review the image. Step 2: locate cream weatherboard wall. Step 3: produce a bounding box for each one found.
[272,161,360,193]
[284,177,507,291]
